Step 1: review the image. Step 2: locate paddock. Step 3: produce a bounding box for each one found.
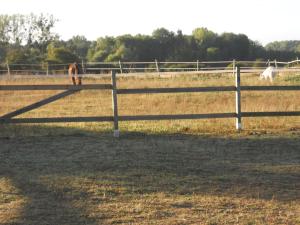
[1,66,300,137]
[1,68,300,224]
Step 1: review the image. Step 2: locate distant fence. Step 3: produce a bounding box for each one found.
[1,67,300,137]
[1,59,300,76]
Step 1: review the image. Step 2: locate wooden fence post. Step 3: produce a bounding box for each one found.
[119,60,123,74]
[196,60,199,71]
[111,70,119,137]
[235,66,242,131]
[155,59,160,73]
[81,59,85,73]
[232,59,236,76]
[46,63,49,76]
[6,61,10,76]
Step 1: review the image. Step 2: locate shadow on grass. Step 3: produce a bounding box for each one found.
[0,124,299,224]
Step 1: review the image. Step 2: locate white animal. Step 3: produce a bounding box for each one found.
[260,66,277,82]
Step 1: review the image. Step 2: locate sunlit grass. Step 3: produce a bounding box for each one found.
[0,178,26,224]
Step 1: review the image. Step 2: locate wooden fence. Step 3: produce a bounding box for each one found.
[1,67,300,137]
[2,59,300,75]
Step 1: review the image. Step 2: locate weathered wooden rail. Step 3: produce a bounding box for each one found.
[1,67,300,137]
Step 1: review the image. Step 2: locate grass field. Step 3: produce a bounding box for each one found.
[0,72,300,224]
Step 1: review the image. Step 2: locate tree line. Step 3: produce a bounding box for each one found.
[0,14,299,67]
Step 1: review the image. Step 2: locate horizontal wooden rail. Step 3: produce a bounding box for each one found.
[242,111,300,117]
[117,86,236,94]
[0,116,114,123]
[87,67,155,71]
[1,111,300,124]
[119,113,236,121]
[0,84,112,91]
[241,86,300,91]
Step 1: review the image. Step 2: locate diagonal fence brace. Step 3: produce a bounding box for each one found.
[0,89,80,119]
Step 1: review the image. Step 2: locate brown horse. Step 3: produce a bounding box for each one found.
[68,62,82,85]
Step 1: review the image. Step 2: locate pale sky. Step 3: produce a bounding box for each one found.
[1,0,299,45]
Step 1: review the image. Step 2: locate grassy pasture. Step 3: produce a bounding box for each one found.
[0,72,300,224]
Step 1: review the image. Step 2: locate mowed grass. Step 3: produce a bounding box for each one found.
[0,72,300,224]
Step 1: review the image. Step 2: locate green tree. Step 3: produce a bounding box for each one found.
[0,15,10,44]
[46,42,78,63]
[152,28,175,60]
[0,13,58,64]
[248,40,266,60]
[0,14,57,47]
[6,47,27,64]
[167,31,197,61]
[87,36,116,62]
[66,35,91,60]
[192,27,217,46]
[206,47,220,60]
[0,44,6,62]
[192,27,218,59]
[218,33,250,60]
[265,40,300,53]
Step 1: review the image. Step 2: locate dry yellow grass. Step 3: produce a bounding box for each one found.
[0,72,300,224]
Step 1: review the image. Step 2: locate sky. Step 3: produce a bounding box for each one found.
[0,0,299,45]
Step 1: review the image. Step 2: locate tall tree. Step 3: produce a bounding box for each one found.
[46,41,78,63]
[0,14,57,46]
[66,35,91,60]
[265,40,300,53]
[218,33,250,60]
[152,28,175,60]
[87,36,116,62]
